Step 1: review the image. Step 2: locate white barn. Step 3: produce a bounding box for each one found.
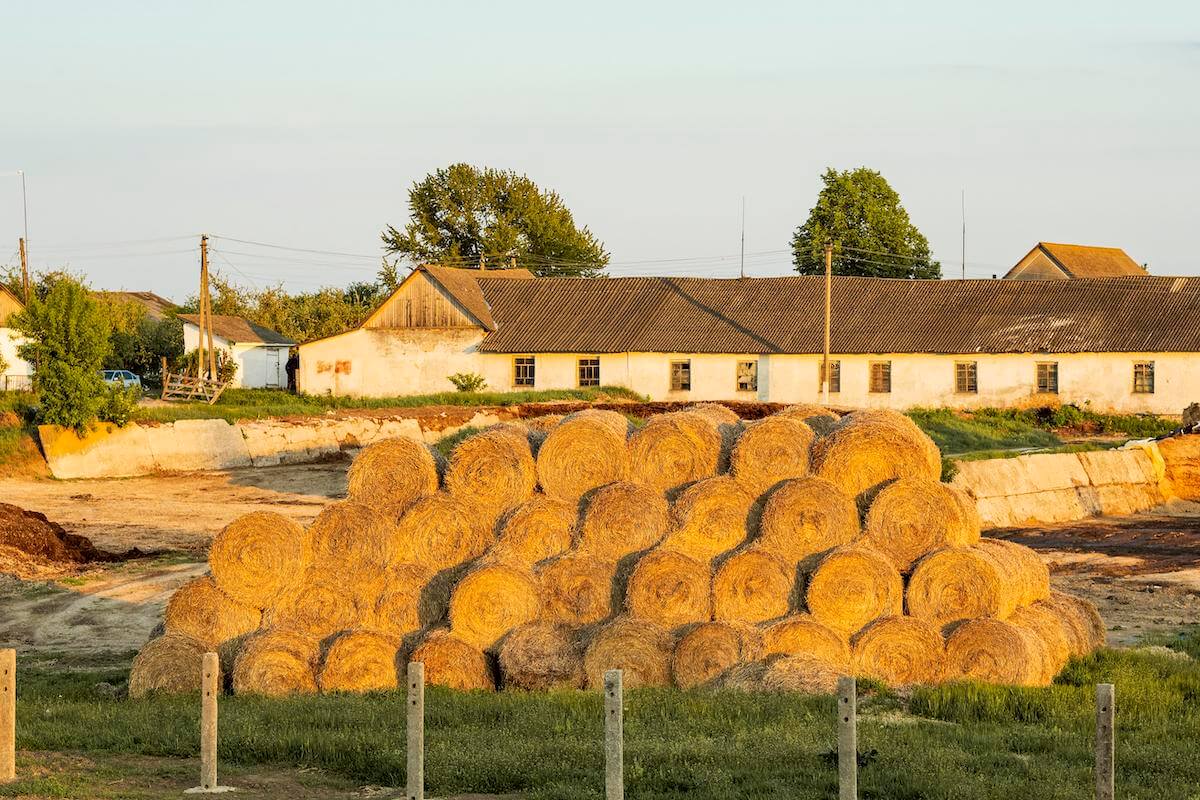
[0,286,32,392]
[181,314,294,389]
[298,266,1200,415]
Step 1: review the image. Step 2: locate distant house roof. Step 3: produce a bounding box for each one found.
[420,265,534,329]
[93,291,178,320]
[179,314,294,346]
[1005,242,1148,280]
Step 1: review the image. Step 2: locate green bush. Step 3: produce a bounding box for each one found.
[448,372,488,392]
[98,383,141,427]
[174,347,238,384]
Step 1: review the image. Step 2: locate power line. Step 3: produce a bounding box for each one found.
[209,234,381,261]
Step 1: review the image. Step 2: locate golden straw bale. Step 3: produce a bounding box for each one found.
[775,404,841,436]
[497,621,585,691]
[232,628,321,696]
[756,477,860,567]
[164,576,261,651]
[906,545,1019,628]
[577,481,670,562]
[317,629,403,693]
[537,417,630,503]
[445,427,537,521]
[391,492,494,572]
[661,476,755,563]
[523,414,565,435]
[1047,591,1106,653]
[536,552,616,624]
[1007,603,1072,685]
[369,563,435,638]
[562,409,632,439]
[729,416,816,496]
[810,409,942,504]
[129,631,213,698]
[269,565,378,638]
[624,549,712,627]
[712,547,793,624]
[209,511,308,610]
[862,478,981,572]
[671,621,763,689]
[490,495,577,567]
[805,545,903,638]
[687,403,743,469]
[308,500,401,571]
[627,411,723,494]
[975,538,1051,606]
[758,654,843,693]
[762,613,850,666]
[583,616,674,689]
[347,437,442,513]
[449,561,542,650]
[409,630,496,691]
[851,616,945,686]
[944,618,1041,686]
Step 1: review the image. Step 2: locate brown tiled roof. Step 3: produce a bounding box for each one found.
[474,274,1200,355]
[1037,243,1147,278]
[94,291,178,320]
[179,314,294,346]
[422,265,534,330]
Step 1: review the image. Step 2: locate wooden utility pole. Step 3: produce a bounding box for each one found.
[17,238,29,304]
[822,242,833,405]
[198,235,216,381]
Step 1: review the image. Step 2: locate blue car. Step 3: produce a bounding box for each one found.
[102,369,143,390]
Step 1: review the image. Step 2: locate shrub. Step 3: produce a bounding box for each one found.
[98,383,141,427]
[174,347,238,384]
[448,372,488,392]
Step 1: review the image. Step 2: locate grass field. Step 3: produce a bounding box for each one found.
[7,629,1199,799]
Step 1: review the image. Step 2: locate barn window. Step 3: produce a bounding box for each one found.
[869,361,891,393]
[1133,361,1155,394]
[818,360,841,393]
[955,361,978,394]
[736,360,758,392]
[578,357,600,387]
[513,357,535,388]
[1037,362,1059,394]
[670,360,691,392]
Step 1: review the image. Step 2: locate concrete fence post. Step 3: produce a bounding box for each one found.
[1096,683,1115,800]
[604,669,623,800]
[407,662,425,800]
[1,649,14,784]
[185,652,230,794]
[838,675,857,800]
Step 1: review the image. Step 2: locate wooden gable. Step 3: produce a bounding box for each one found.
[362,270,481,329]
[0,287,24,325]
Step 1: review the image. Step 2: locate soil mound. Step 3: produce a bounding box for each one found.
[0,502,139,578]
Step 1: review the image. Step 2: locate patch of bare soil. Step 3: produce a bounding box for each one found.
[0,501,144,580]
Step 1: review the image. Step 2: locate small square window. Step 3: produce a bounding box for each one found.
[737,360,758,392]
[578,357,600,388]
[1037,362,1059,394]
[818,360,841,393]
[955,361,978,394]
[670,360,691,392]
[1133,361,1154,394]
[869,361,891,394]
[513,357,535,388]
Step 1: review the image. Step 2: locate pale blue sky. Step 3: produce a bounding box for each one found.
[1,1,1197,298]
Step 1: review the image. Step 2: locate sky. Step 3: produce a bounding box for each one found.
[1,1,1198,300]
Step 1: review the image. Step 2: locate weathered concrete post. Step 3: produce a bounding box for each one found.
[407,662,425,800]
[1096,683,1115,800]
[604,669,623,800]
[185,652,231,794]
[0,649,14,783]
[838,675,857,800]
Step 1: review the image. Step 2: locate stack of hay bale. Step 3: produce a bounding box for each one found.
[129,404,1105,698]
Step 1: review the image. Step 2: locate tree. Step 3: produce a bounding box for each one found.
[382,163,609,277]
[791,167,941,279]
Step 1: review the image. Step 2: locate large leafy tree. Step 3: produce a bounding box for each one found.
[792,167,940,279]
[382,163,609,277]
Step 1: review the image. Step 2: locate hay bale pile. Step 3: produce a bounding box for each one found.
[132,405,1105,696]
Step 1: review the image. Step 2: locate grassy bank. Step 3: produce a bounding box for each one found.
[8,630,1200,799]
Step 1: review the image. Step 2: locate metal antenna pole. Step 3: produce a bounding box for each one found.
[739,197,745,279]
[961,189,966,280]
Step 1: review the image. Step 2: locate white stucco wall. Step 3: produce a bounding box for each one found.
[183,325,290,389]
[299,328,488,397]
[0,327,32,390]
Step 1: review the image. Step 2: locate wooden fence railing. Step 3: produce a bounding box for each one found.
[160,369,228,404]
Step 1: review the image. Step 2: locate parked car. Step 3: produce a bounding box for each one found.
[102,370,143,390]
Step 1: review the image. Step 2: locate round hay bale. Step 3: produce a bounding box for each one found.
[409,630,495,691]
[164,576,261,650]
[662,476,755,562]
[975,538,1051,606]
[758,654,843,694]
[851,616,945,686]
[671,621,763,689]
[129,631,213,698]
[448,562,542,651]
[347,437,442,512]
[687,402,741,427]
[775,404,840,436]
[490,495,577,567]
[523,414,566,435]
[369,563,435,638]
[269,565,378,638]
[805,545,903,638]
[762,614,850,666]
[711,547,793,624]
[1047,591,1106,653]
[307,499,400,571]
[729,416,815,496]
[562,409,632,439]
[577,481,670,562]
[536,552,616,624]
[906,545,1019,628]
[497,621,585,691]
[756,477,859,567]
[209,511,308,610]
[944,618,1040,686]
[862,478,981,572]
[317,629,403,693]
[624,549,712,627]
[810,409,942,504]
[392,492,494,572]
[537,417,630,503]
[232,628,321,695]
[583,616,673,689]
[444,427,537,522]
[627,411,722,494]
[1007,603,1072,685]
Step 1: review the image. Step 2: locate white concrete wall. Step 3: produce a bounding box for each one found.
[182,325,289,389]
[299,328,487,397]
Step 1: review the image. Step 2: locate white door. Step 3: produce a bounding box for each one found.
[265,348,281,388]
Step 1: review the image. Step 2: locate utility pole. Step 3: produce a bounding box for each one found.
[18,238,29,304]
[197,235,207,380]
[823,242,833,405]
[479,252,485,271]
[200,235,216,380]
[961,189,966,280]
[739,197,746,279]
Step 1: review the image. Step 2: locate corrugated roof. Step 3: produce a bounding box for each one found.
[422,266,534,330]
[179,314,295,346]
[473,274,1200,355]
[1038,242,1147,278]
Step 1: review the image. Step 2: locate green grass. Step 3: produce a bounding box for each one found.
[11,630,1200,799]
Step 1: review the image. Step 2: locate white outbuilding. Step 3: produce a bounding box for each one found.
[180,314,294,389]
[0,285,32,392]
